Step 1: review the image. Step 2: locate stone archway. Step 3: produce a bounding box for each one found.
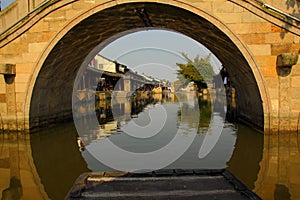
[28,2,269,131]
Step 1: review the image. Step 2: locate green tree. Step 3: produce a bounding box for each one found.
[176,53,215,90]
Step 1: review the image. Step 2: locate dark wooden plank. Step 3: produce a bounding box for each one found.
[65,169,261,200]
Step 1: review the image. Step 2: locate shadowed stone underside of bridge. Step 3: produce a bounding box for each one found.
[29,3,264,131]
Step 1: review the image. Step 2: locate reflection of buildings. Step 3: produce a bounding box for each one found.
[81,96,158,145]
[78,91,214,147]
[78,93,180,146]
[180,82,198,92]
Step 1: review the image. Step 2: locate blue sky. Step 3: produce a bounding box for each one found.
[1,0,14,10]
[100,29,222,82]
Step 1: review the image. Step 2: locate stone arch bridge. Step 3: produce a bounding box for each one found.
[0,0,299,133]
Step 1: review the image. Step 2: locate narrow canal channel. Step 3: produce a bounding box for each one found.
[1,91,300,199]
[37,92,263,199]
[1,92,264,200]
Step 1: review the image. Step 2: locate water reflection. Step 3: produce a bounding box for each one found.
[1,135,22,200]
[30,125,89,200]
[1,94,300,199]
[0,133,49,200]
[253,133,300,200]
[75,92,235,171]
[227,124,264,189]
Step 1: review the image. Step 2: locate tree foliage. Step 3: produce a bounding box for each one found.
[176,53,215,89]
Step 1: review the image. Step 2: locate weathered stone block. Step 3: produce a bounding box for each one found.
[271,99,279,112]
[27,32,55,43]
[256,55,277,67]
[2,4,19,30]
[291,64,300,76]
[279,111,290,119]
[0,70,6,82]
[279,106,290,114]
[212,1,233,12]
[265,33,295,44]
[1,43,28,54]
[194,2,212,12]
[291,76,300,87]
[16,63,34,74]
[29,21,49,33]
[17,0,28,16]
[0,81,5,93]
[215,13,242,23]
[271,44,300,55]
[228,22,271,34]
[0,102,7,115]
[1,53,23,63]
[16,102,24,113]
[271,25,286,33]
[279,76,290,88]
[249,45,271,56]
[49,21,68,32]
[291,99,300,111]
[289,120,298,132]
[28,42,48,53]
[268,88,278,99]
[0,94,6,103]
[265,77,278,88]
[279,122,291,133]
[44,10,67,22]
[294,35,300,44]
[261,66,277,77]
[242,12,264,23]
[72,1,94,10]
[15,74,30,84]
[16,93,26,103]
[65,9,82,20]
[239,33,265,44]
[15,83,27,93]
[21,53,40,63]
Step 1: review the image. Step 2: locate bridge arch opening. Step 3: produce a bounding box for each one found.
[29,2,267,131]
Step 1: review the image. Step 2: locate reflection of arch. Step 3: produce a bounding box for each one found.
[226,124,264,189]
[0,133,49,199]
[254,133,300,199]
[27,2,269,131]
[30,124,90,200]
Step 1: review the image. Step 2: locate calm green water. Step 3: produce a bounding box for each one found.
[30,93,262,199]
[2,92,299,199]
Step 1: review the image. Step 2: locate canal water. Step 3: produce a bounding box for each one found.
[0,92,300,199]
